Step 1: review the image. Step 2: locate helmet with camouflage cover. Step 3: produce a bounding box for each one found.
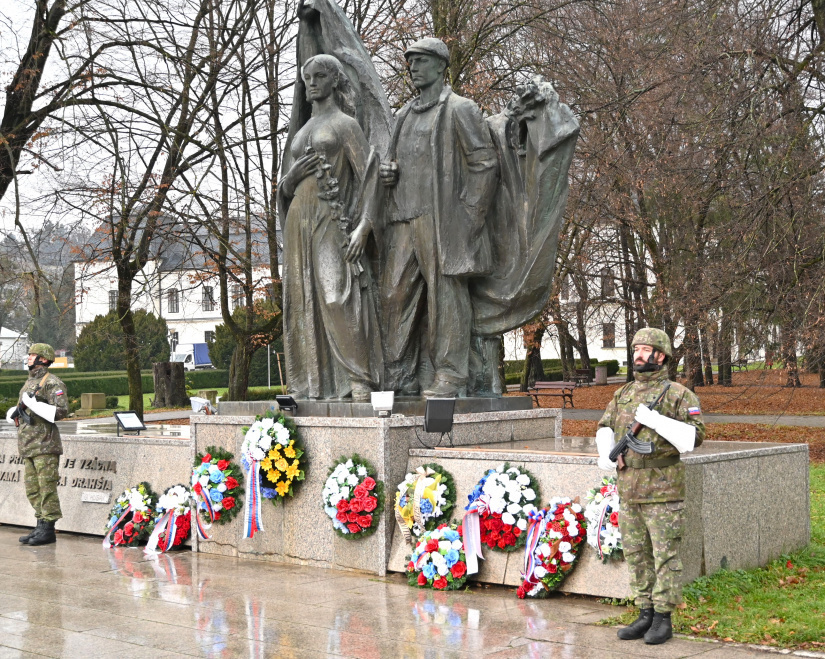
[28,343,55,363]
[631,328,672,359]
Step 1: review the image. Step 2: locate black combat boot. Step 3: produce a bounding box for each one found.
[617,607,654,640]
[26,520,56,546]
[644,611,673,645]
[19,520,42,544]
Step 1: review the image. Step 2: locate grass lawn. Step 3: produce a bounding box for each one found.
[601,463,825,650]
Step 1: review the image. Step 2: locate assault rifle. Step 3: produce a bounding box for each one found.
[609,383,671,470]
[9,382,44,427]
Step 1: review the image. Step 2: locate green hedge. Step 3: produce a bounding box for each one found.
[504,359,620,385]
[0,369,229,398]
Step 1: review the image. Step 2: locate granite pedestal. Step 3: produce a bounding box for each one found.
[190,408,562,575]
[385,438,811,598]
[0,430,191,535]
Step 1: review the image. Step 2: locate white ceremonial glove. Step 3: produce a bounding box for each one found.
[21,393,57,424]
[633,404,696,454]
[5,406,16,424]
[595,426,617,471]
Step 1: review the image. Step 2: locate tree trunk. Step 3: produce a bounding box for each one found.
[115,277,144,420]
[781,326,801,387]
[700,323,714,386]
[520,323,545,391]
[718,313,732,386]
[228,340,254,400]
[152,362,188,407]
[684,322,704,390]
[574,301,592,373]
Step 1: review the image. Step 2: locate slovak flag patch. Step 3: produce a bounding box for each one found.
[688,406,701,416]
[55,390,64,396]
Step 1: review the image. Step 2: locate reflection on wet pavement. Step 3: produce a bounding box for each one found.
[0,528,769,658]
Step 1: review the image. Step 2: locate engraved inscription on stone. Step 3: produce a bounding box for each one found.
[81,491,111,504]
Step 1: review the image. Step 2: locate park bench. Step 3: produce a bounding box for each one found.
[732,358,748,371]
[527,381,576,408]
[573,368,592,386]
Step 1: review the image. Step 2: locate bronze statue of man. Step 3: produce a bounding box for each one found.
[379,37,499,397]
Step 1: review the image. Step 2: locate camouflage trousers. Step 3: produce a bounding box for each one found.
[620,500,684,613]
[23,454,62,522]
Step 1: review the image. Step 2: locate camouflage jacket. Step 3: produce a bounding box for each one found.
[599,369,705,503]
[17,366,69,458]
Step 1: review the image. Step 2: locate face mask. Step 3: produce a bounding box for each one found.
[634,350,662,373]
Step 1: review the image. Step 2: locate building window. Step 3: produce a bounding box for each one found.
[602,323,616,349]
[205,330,215,343]
[167,289,179,314]
[231,284,245,310]
[202,286,215,312]
[600,268,615,298]
[169,331,179,352]
[109,290,117,311]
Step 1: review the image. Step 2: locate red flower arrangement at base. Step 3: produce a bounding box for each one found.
[406,523,468,590]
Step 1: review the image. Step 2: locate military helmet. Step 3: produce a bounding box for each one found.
[404,37,450,63]
[28,343,55,362]
[631,328,672,359]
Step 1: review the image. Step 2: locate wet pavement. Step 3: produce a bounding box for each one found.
[0,528,781,658]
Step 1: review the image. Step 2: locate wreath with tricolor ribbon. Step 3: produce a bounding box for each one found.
[322,454,385,540]
[145,484,192,553]
[517,497,587,598]
[190,446,244,541]
[240,412,306,539]
[393,463,456,543]
[406,523,468,590]
[103,482,156,548]
[584,476,623,562]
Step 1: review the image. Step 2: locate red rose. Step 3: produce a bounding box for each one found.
[362,496,378,512]
[217,459,229,471]
[548,564,558,573]
[349,498,364,513]
[609,511,619,526]
[437,523,447,530]
[336,499,350,512]
[132,512,143,523]
[576,512,585,521]
[457,524,463,536]
[408,561,415,571]
[347,523,361,534]
[336,511,348,523]
[357,514,373,528]
[113,530,124,545]
[513,527,522,537]
[497,539,506,549]
[202,453,212,463]
[363,476,376,490]
[425,539,439,553]
[450,561,466,579]
[491,519,503,533]
[503,532,516,546]
[214,511,221,521]
[353,484,368,499]
[222,496,236,510]
[418,572,427,586]
[347,512,358,523]
[124,522,135,536]
[225,477,239,490]
[433,577,448,590]
[503,523,512,533]
[487,538,497,548]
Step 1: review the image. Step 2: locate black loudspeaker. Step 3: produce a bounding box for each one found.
[424,398,455,433]
[276,395,298,413]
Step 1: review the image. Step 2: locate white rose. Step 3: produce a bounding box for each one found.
[522,504,537,516]
[339,487,350,500]
[508,490,522,504]
[562,551,576,563]
[438,540,452,553]
[506,503,522,516]
[356,465,367,477]
[534,566,547,578]
[559,541,572,553]
[347,474,359,486]
[345,459,353,468]
[539,543,551,557]
[571,503,582,513]
[251,447,265,461]
[501,512,516,526]
[522,488,536,502]
[437,563,449,576]
[568,525,579,537]
[199,475,209,486]
[260,417,274,429]
[451,539,463,550]
[489,497,506,514]
[517,518,528,531]
[217,483,227,493]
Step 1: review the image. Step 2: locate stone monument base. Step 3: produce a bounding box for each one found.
[190,408,561,575]
[386,438,810,598]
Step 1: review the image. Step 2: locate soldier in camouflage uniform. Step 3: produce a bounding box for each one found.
[6,344,69,546]
[595,328,705,645]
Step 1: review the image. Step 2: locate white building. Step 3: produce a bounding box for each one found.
[0,327,29,369]
[75,226,277,347]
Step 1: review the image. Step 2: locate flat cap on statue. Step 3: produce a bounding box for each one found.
[404,37,450,63]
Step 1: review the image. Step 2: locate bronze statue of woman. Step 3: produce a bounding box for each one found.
[279,54,382,401]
